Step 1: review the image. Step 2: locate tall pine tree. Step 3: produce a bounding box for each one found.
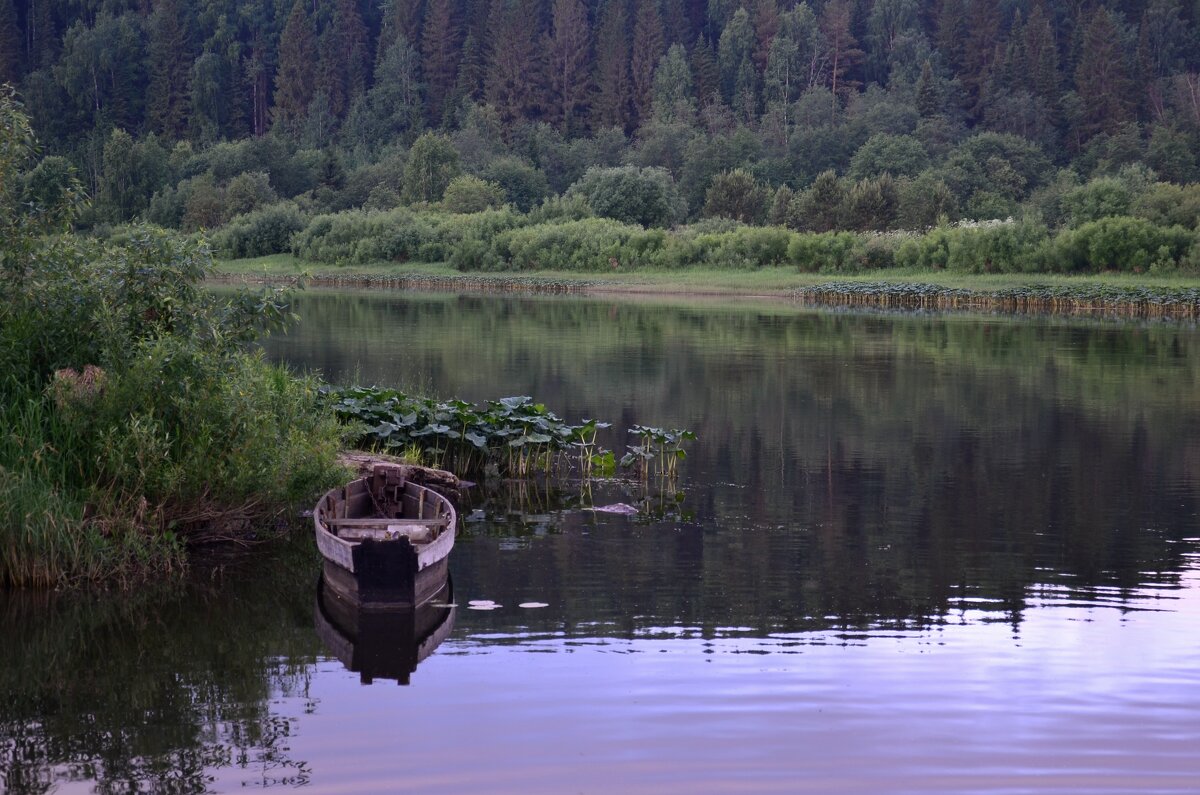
[0,0,20,85]
[147,0,194,137]
[819,0,863,117]
[1074,6,1136,142]
[421,0,460,125]
[274,0,317,130]
[381,0,425,50]
[485,0,542,124]
[592,0,632,129]
[630,0,666,125]
[317,0,370,118]
[545,0,593,134]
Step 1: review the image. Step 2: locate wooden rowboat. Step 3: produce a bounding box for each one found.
[314,464,456,608]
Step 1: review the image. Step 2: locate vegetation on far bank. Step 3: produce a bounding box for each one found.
[11,1,1200,285]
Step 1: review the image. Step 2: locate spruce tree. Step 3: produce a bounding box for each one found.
[651,43,696,122]
[274,0,317,130]
[370,35,425,138]
[421,0,460,125]
[147,0,194,138]
[819,0,862,117]
[935,0,967,74]
[317,0,370,118]
[0,0,20,85]
[381,0,425,50]
[630,0,666,126]
[485,0,541,124]
[690,35,720,106]
[546,0,593,134]
[916,59,939,117]
[1021,3,1060,104]
[660,0,692,47]
[452,29,486,109]
[961,0,1001,116]
[592,0,632,130]
[751,0,779,76]
[718,7,755,104]
[1074,7,1136,141]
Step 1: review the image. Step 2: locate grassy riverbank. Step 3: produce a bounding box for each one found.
[1,96,348,587]
[215,254,1200,317]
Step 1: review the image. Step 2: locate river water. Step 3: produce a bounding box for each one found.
[3,290,1199,793]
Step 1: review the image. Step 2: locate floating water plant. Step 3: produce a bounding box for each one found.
[621,425,697,482]
[327,387,683,481]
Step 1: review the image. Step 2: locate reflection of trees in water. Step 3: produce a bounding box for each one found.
[263,291,1200,634]
[9,293,1187,790]
[0,542,321,794]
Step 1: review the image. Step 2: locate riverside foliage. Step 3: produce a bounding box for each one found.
[8,1,1200,277]
[0,91,346,587]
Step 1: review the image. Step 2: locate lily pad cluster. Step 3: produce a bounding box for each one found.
[326,386,616,477]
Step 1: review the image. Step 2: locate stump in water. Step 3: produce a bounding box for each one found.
[337,452,463,505]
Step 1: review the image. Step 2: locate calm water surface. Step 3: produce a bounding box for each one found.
[3,290,1199,794]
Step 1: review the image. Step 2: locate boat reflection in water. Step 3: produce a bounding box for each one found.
[314,574,457,685]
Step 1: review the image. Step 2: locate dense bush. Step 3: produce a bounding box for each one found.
[441,175,506,213]
[291,206,522,264]
[211,202,308,259]
[664,225,795,269]
[224,171,279,217]
[481,157,550,212]
[489,218,666,271]
[1050,217,1193,273]
[567,166,687,228]
[702,169,770,224]
[895,220,1050,273]
[788,232,874,272]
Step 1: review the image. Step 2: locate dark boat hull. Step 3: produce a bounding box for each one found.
[320,548,450,608]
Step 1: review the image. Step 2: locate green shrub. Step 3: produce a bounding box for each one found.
[1050,216,1193,272]
[1131,182,1200,231]
[0,231,345,587]
[490,218,665,271]
[481,157,550,212]
[665,225,795,269]
[224,171,279,217]
[1061,176,1133,225]
[211,202,307,259]
[441,174,506,213]
[893,220,1051,273]
[291,206,522,264]
[566,166,687,228]
[702,169,770,224]
[788,232,869,272]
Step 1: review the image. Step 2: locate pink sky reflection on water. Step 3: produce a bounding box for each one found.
[212,568,1200,795]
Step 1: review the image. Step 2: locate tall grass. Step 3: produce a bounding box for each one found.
[2,92,349,587]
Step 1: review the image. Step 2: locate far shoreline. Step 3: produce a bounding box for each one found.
[212,254,1200,319]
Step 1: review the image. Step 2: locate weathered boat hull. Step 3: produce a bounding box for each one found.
[319,550,450,607]
[314,465,457,609]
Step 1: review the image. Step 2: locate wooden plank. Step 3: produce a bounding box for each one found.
[324,517,447,527]
[340,526,434,542]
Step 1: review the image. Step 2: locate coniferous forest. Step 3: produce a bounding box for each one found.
[5,0,1200,273]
